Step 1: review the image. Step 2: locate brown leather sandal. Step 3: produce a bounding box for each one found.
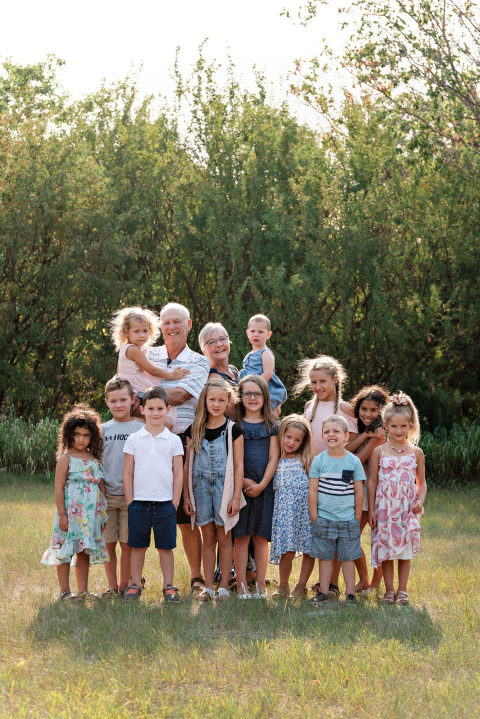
[190,576,205,598]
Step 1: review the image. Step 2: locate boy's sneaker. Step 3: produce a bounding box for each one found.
[345,593,358,605]
[163,585,180,602]
[309,591,331,604]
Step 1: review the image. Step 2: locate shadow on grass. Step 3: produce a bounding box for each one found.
[29,593,442,661]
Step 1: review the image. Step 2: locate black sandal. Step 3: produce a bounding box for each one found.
[123,584,142,600]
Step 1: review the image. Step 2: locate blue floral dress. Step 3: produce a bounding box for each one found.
[270,458,312,564]
[41,456,108,566]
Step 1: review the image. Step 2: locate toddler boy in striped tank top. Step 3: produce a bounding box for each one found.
[308,414,365,604]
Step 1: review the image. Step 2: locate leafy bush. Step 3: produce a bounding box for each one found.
[0,417,58,474]
[420,424,480,487]
[1,414,478,486]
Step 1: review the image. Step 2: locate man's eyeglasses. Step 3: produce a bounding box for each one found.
[241,391,263,399]
[204,336,230,347]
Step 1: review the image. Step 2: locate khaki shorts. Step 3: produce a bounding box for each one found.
[104,494,129,544]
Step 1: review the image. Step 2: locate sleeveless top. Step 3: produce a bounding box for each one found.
[116,343,159,393]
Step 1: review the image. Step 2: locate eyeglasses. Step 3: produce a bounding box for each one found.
[241,391,263,399]
[204,336,230,347]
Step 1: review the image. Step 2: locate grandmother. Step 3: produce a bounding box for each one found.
[198,322,239,386]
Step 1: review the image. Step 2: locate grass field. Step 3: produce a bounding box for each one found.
[0,473,479,718]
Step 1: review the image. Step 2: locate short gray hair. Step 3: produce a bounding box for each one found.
[198,322,230,349]
[160,302,190,322]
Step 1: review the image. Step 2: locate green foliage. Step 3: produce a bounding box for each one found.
[1,413,478,487]
[420,424,480,486]
[0,55,478,427]
[0,416,58,474]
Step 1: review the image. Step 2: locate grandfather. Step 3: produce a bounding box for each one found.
[148,302,210,595]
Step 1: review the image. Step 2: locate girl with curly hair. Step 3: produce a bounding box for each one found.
[41,404,109,600]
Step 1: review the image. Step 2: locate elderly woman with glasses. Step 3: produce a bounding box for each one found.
[198,323,239,385]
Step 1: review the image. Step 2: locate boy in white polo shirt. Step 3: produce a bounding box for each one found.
[123,387,184,601]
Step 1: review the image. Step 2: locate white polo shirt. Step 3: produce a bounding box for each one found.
[123,426,184,501]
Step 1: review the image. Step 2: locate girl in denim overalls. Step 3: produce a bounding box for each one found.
[183,378,245,601]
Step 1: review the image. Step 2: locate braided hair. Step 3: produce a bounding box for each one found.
[293,355,347,423]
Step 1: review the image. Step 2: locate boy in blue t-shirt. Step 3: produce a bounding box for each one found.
[308,414,365,605]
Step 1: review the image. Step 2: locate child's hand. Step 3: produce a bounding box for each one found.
[244,483,262,498]
[242,477,255,491]
[368,509,376,528]
[411,499,423,514]
[227,497,240,516]
[183,497,194,516]
[58,514,68,532]
[169,367,190,380]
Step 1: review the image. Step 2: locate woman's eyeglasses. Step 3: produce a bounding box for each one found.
[241,391,263,398]
[204,336,230,347]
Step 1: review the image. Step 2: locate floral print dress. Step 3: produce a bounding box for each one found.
[269,457,312,564]
[371,450,422,568]
[41,456,108,566]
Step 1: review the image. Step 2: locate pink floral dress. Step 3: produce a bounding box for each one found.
[41,456,108,566]
[371,449,422,568]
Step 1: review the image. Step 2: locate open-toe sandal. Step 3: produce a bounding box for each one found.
[382,590,396,604]
[190,576,206,599]
[395,590,409,605]
[196,587,215,602]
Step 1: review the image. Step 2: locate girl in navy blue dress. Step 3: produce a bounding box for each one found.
[234,375,280,598]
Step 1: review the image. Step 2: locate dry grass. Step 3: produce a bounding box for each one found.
[0,473,479,718]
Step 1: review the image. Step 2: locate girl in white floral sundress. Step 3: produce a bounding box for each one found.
[368,393,427,605]
[270,415,314,599]
[42,404,109,601]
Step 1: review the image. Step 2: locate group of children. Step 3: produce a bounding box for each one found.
[42,308,426,606]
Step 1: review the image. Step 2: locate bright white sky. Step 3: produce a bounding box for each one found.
[1,0,351,127]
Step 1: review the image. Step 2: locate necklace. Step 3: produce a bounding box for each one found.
[389,443,408,454]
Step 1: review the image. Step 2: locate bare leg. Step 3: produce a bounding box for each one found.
[341,560,356,596]
[252,536,269,593]
[234,535,250,590]
[381,559,394,593]
[318,559,333,595]
[329,554,341,590]
[200,523,217,590]
[104,541,118,589]
[179,523,202,581]
[354,512,370,589]
[130,547,148,587]
[119,542,132,591]
[397,559,411,593]
[158,549,174,588]
[217,527,234,591]
[370,565,383,590]
[57,563,70,594]
[75,552,89,593]
[279,552,295,585]
[298,553,315,585]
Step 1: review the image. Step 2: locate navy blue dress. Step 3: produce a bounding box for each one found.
[234,420,279,540]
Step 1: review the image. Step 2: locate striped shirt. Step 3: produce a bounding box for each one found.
[147,344,210,434]
[310,451,365,521]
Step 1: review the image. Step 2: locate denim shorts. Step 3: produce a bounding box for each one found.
[192,472,225,527]
[127,500,177,549]
[310,516,362,562]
